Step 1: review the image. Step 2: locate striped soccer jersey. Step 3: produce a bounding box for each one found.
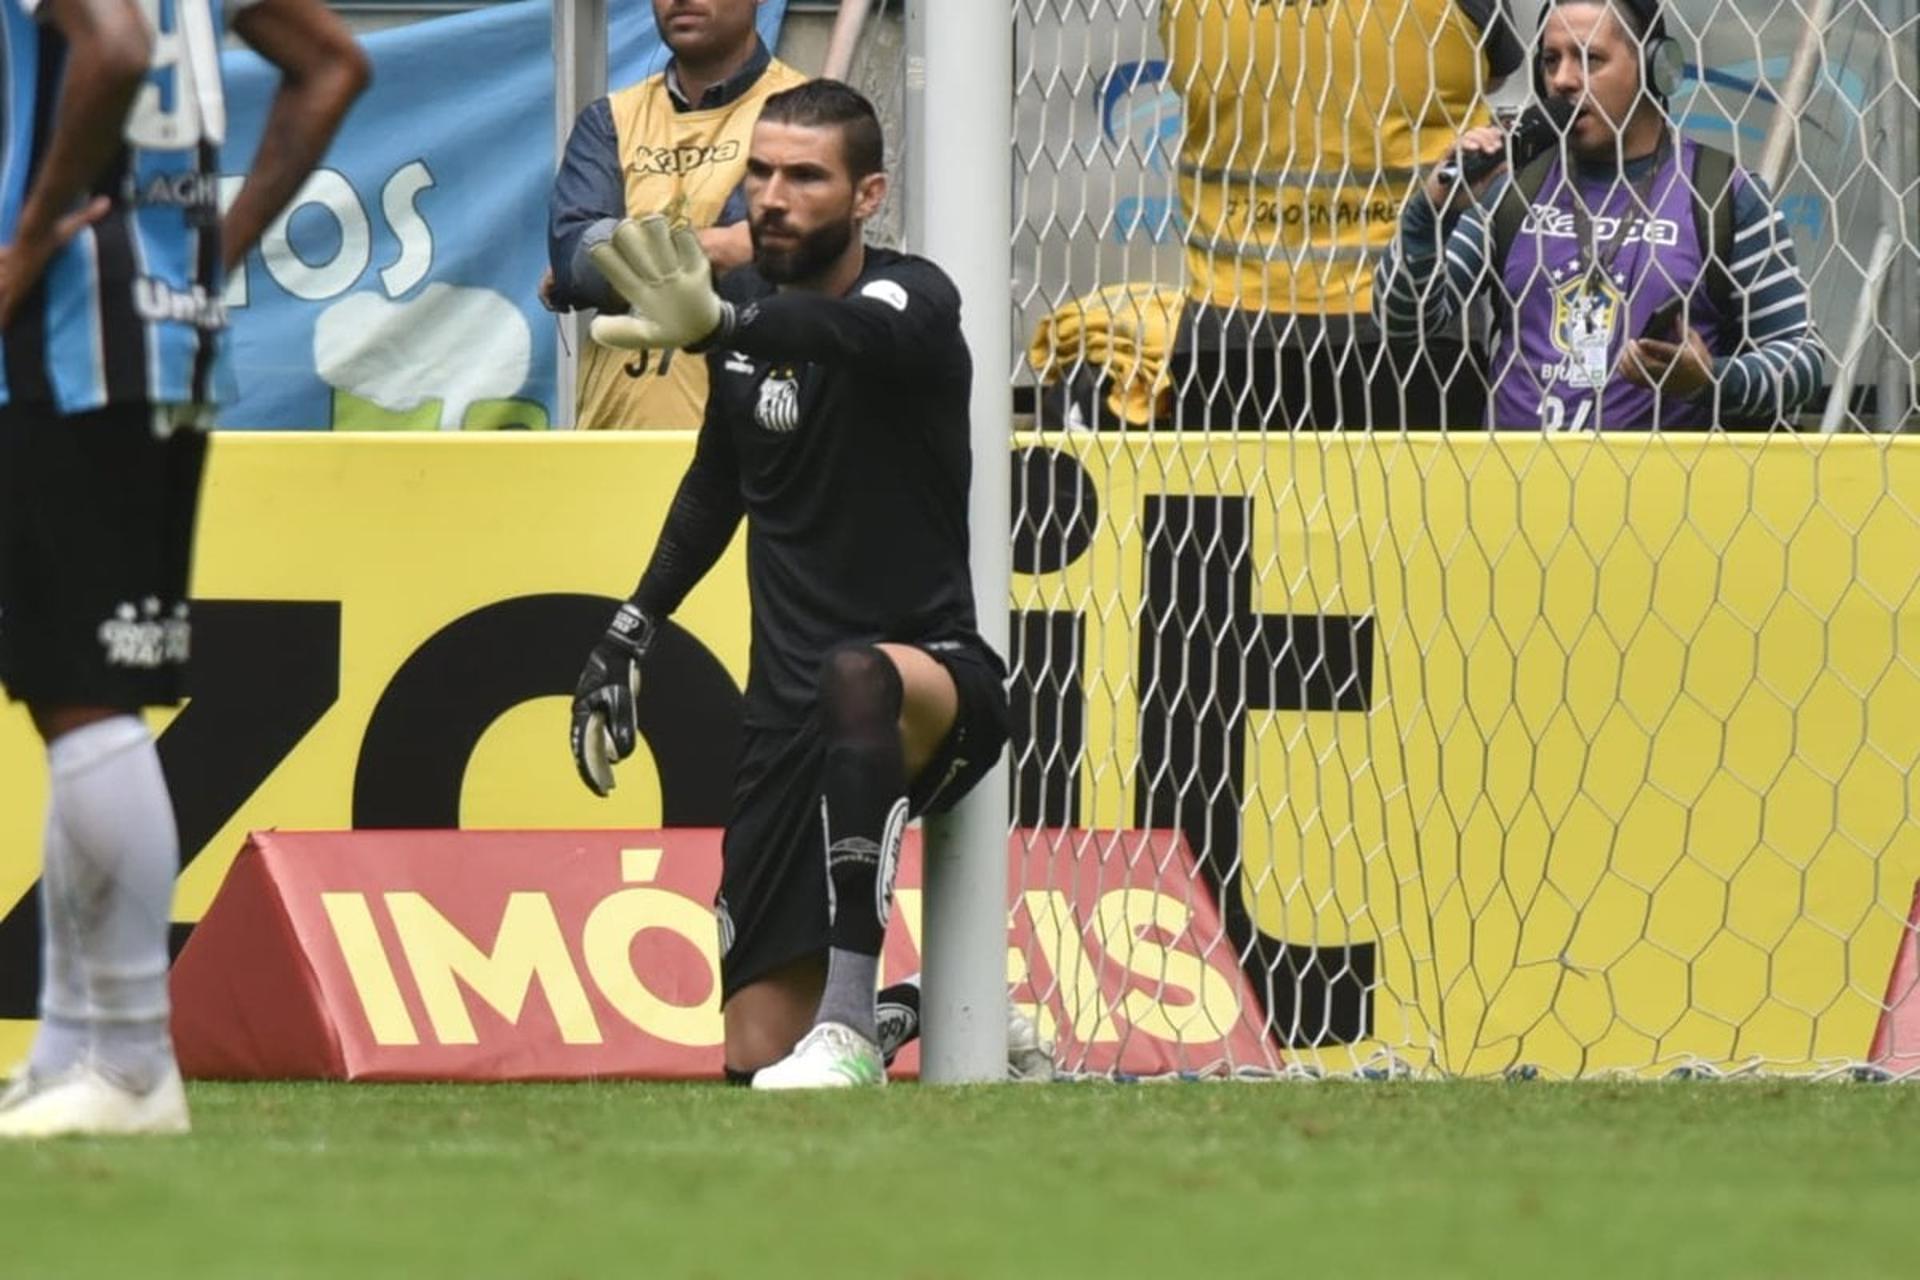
[1,0,259,412]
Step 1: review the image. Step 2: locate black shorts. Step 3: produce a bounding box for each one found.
[715,639,1010,1002]
[0,402,207,708]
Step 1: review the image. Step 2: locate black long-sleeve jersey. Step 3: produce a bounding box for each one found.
[631,247,998,728]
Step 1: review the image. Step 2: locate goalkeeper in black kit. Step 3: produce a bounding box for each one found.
[568,80,1049,1089]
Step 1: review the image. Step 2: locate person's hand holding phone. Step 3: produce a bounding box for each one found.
[1619,298,1713,396]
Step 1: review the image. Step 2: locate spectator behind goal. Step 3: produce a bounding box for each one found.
[1375,0,1822,430]
[1157,0,1526,430]
[546,0,805,430]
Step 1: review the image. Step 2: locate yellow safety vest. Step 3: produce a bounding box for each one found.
[576,57,808,430]
[1161,0,1495,316]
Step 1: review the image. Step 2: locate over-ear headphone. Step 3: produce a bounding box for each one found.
[1533,0,1686,103]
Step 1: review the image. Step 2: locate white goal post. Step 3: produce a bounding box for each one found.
[918,0,1015,1085]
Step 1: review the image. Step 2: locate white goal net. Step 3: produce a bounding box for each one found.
[914,0,1920,1079]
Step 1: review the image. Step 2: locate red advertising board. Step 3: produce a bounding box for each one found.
[171,828,1278,1081]
[1868,881,1920,1078]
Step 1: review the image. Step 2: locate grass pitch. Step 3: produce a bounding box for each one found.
[0,1079,1912,1279]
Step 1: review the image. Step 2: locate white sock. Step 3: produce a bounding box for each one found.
[28,812,89,1079]
[45,716,180,1093]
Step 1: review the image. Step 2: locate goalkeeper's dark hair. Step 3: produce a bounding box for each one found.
[759,79,885,181]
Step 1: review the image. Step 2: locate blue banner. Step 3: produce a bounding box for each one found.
[218,0,787,430]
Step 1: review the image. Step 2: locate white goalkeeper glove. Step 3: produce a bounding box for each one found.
[587,214,729,351]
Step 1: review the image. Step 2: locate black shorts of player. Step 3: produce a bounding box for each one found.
[715,640,1010,1003]
[0,402,207,709]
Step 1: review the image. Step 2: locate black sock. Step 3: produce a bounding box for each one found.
[811,646,908,1042]
[876,977,922,1065]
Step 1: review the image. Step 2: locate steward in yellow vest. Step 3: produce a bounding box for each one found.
[548,7,805,430]
[1159,0,1523,429]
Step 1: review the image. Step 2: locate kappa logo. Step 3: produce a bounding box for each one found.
[755,370,801,433]
[1522,204,1681,248]
[875,1000,916,1053]
[631,140,740,176]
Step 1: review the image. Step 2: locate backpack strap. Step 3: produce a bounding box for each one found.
[1687,143,1779,427]
[1487,150,1561,278]
[1689,143,1739,324]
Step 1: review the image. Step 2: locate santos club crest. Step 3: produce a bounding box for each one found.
[755,368,801,433]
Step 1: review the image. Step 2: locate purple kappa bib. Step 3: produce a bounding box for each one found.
[1490,140,1730,431]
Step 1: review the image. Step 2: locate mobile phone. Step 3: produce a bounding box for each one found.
[1640,298,1685,342]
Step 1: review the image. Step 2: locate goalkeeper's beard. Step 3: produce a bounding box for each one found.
[751,212,855,287]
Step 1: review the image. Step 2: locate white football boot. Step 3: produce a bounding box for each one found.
[1006,1006,1056,1082]
[753,1022,887,1090]
[0,1062,190,1139]
[0,1066,32,1113]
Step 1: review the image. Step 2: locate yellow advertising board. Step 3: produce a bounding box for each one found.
[0,434,744,1066]
[3,432,1917,1077]
[1024,433,1920,1075]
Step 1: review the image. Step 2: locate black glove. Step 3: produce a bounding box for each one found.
[570,601,655,796]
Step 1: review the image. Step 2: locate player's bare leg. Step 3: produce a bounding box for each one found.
[879,644,963,779]
[724,956,825,1077]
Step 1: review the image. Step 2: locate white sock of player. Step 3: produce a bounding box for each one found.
[27,813,89,1080]
[44,716,180,1094]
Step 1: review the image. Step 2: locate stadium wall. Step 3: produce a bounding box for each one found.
[2,433,1917,1077]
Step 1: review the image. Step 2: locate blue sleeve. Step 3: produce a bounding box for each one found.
[1375,180,1499,340]
[716,182,750,227]
[1711,173,1824,421]
[548,98,625,314]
